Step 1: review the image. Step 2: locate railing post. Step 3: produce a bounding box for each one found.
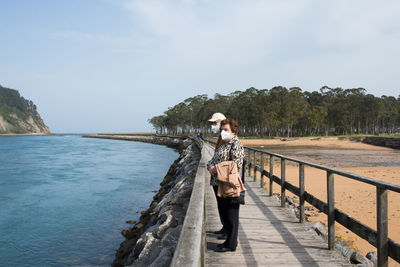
[299,163,305,223]
[269,155,273,196]
[281,158,286,208]
[260,153,264,188]
[247,148,251,176]
[327,171,335,250]
[377,186,388,267]
[241,155,246,184]
[253,150,256,182]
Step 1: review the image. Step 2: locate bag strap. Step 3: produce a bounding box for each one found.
[229,142,234,161]
[229,140,245,184]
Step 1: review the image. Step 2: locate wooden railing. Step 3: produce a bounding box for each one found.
[170,137,206,267]
[205,138,400,267]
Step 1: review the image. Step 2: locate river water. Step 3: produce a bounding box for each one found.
[0,134,178,266]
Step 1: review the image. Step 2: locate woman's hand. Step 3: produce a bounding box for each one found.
[209,165,217,176]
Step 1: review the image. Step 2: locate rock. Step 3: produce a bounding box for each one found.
[310,221,328,240]
[286,196,298,206]
[335,243,355,259]
[147,247,174,267]
[154,214,178,238]
[121,229,129,237]
[362,137,400,149]
[365,251,377,265]
[133,222,144,231]
[160,225,182,247]
[129,232,162,266]
[350,251,374,266]
[126,220,136,224]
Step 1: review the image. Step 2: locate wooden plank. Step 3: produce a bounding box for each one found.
[241,158,246,184]
[327,171,335,250]
[377,186,388,267]
[260,153,264,188]
[247,148,251,176]
[281,158,286,208]
[269,155,273,197]
[253,150,256,182]
[299,163,305,223]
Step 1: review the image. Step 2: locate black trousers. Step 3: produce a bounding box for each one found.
[221,197,240,249]
[212,185,227,232]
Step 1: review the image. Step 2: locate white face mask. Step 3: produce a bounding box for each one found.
[221,130,232,141]
[211,124,220,134]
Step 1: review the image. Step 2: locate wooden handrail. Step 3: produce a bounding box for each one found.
[244,146,400,193]
[171,137,205,267]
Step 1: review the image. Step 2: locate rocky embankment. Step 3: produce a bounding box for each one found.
[83,134,202,267]
[83,134,189,148]
[362,136,400,149]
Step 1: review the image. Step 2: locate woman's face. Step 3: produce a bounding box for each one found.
[221,123,235,136]
[213,121,221,127]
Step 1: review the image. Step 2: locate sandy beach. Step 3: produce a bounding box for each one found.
[241,136,395,150]
[241,137,400,266]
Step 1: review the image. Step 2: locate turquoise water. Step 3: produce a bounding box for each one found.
[0,134,179,266]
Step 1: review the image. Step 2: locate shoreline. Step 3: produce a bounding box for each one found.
[84,134,202,267]
[0,132,56,137]
[240,136,398,151]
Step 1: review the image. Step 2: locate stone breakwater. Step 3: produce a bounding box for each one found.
[83,134,202,267]
[362,136,400,149]
[83,134,188,149]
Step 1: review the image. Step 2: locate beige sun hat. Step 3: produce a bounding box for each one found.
[208,112,226,123]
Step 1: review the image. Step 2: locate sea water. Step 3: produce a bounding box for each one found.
[0,134,178,266]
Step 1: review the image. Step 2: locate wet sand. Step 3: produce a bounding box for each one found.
[242,137,400,266]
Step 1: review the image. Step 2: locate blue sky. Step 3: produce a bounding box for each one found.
[1,0,399,133]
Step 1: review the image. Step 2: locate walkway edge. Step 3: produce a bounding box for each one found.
[170,140,206,267]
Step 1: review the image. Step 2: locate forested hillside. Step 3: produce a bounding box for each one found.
[149,86,400,137]
[0,85,50,134]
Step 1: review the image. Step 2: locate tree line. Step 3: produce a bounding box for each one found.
[0,85,38,113]
[148,86,400,137]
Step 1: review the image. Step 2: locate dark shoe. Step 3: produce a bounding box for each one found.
[214,246,236,252]
[217,234,228,240]
[217,243,226,248]
[213,228,226,235]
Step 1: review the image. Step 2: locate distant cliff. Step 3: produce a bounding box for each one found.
[0,85,50,134]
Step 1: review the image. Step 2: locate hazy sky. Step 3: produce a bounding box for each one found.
[1,0,399,133]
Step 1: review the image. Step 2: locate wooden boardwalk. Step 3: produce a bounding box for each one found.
[203,143,352,267]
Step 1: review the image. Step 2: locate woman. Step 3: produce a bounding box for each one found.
[207,118,244,252]
[207,112,228,237]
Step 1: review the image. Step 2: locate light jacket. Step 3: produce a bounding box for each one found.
[207,135,245,187]
[215,160,246,198]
